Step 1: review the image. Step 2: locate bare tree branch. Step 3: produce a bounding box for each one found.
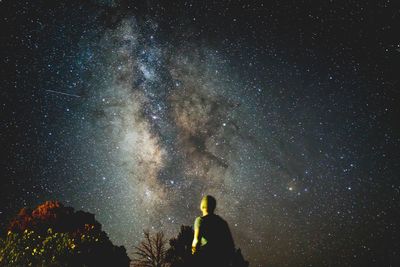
[132,230,168,267]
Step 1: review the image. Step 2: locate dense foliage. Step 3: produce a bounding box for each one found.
[0,201,130,267]
[165,226,194,267]
[165,225,249,267]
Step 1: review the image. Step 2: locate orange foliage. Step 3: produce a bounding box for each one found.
[8,200,101,235]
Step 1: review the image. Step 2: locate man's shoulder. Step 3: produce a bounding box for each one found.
[212,214,227,223]
[204,214,228,225]
[194,216,202,228]
[196,214,227,225]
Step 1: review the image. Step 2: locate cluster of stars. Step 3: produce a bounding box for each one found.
[2,1,399,266]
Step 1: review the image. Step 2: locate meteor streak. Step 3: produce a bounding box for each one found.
[45,89,81,98]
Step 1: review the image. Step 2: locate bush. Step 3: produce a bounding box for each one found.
[165,225,249,267]
[0,201,130,267]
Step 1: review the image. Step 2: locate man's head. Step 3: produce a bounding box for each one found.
[200,195,217,215]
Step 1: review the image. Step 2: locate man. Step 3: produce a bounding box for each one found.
[192,195,235,266]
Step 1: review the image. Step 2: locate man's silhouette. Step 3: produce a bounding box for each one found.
[192,195,235,266]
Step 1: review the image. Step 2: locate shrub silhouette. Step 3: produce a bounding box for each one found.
[0,201,130,267]
[165,225,249,267]
[165,225,194,267]
[8,201,102,234]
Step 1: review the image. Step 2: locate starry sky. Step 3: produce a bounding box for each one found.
[1,1,400,266]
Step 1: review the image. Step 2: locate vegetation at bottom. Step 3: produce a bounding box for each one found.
[0,201,249,267]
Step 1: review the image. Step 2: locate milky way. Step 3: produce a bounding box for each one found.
[2,1,400,266]
[76,16,269,257]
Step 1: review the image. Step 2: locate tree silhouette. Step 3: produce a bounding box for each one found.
[165,225,249,267]
[165,225,194,267]
[8,201,102,234]
[132,230,167,267]
[0,201,130,267]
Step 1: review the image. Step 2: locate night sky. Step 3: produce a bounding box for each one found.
[1,1,400,266]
